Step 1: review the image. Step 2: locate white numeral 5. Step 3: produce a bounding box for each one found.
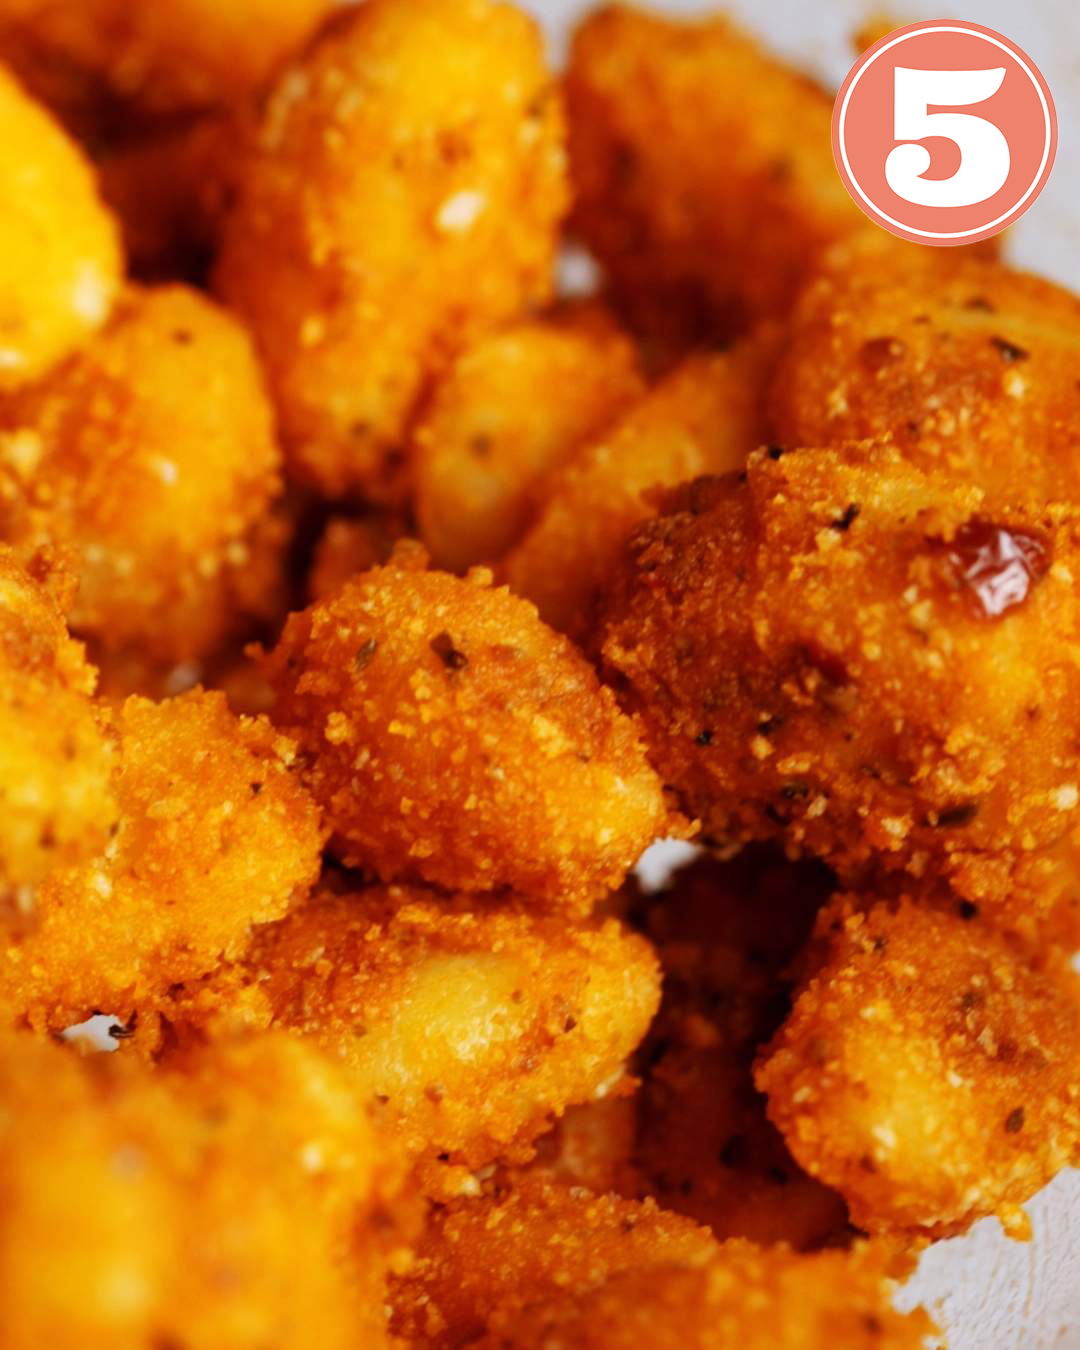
[885,66,1010,208]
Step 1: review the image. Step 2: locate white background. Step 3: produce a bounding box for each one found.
[522,2,1080,1345]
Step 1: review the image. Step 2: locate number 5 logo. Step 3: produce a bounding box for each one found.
[833,22,1056,246]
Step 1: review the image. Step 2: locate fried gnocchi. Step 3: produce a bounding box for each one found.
[414,310,643,572]
[216,0,568,501]
[768,243,1080,508]
[170,884,660,1175]
[565,6,866,344]
[0,284,282,673]
[262,558,673,904]
[0,0,332,129]
[0,690,323,1030]
[503,338,775,642]
[758,896,1080,1239]
[0,547,116,895]
[390,1178,927,1349]
[603,447,1080,936]
[0,63,120,387]
[0,1028,407,1350]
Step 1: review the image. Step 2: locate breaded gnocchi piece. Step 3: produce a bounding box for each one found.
[0,689,323,1030]
[0,1028,407,1350]
[502,339,775,642]
[0,0,332,128]
[0,63,120,386]
[757,897,1080,1239]
[0,284,282,670]
[565,6,868,344]
[627,851,850,1248]
[474,1247,933,1349]
[768,244,1080,508]
[391,1179,928,1349]
[602,446,1080,936]
[216,0,568,501]
[171,885,660,1173]
[261,560,673,904]
[390,1179,719,1346]
[0,546,116,895]
[414,312,643,572]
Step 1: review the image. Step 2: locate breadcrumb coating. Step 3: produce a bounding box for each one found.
[414,311,643,572]
[216,0,568,501]
[475,1245,933,1349]
[0,284,282,670]
[0,546,116,895]
[757,896,1080,1239]
[390,1178,928,1349]
[0,689,323,1029]
[0,63,120,387]
[565,5,867,344]
[625,851,851,1248]
[171,884,660,1175]
[503,339,774,642]
[0,1028,408,1350]
[0,0,332,128]
[602,446,1080,934]
[769,244,1080,508]
[262,559,673,904]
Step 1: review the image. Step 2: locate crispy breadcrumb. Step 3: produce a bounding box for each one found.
[0,546,116,895]
[565,6,868,344]
[602,447,1080,935]
[0,284,282,670]
[390,1178,929,1349]
[768,244,1080,509]
[0,63,120,387]
[170,884,660,1174]
[0,690,323,1029]
[216,0,568,501]
[262,559,673,904]
[475,1245,933,1349]
[757,896,1080,1239]
[414,311,643,572]
[503,339,775,642]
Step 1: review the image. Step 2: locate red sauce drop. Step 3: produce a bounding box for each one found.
[936,521,1050,620]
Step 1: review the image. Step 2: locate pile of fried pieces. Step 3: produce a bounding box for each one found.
[1,0,1078,1345]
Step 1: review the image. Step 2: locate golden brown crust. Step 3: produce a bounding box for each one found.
[602,445,1080,934]
[0,0,332,129]
[565,6,869,345]
[414,312,643,572]
[169,884,661,1174]
[503,339,776,643]
[474,1244,934,1350]
[0,64,120,387]
[215,0,568,501]
[768,244,1080,508]
[0,546,117,894]
[391,1178,928,1350]
[262,561,674,905]
[0,284,282,670]
[0,689,323,1029]
[757,896,1080,1239]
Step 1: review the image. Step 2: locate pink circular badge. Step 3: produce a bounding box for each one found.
[833,20,1057,246]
